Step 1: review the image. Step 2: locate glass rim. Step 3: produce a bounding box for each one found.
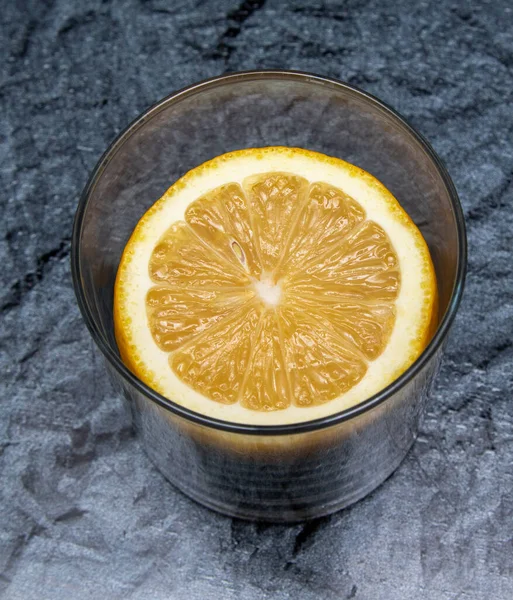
[71,69,467,436]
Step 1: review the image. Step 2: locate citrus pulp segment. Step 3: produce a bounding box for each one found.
[114,147,437,425]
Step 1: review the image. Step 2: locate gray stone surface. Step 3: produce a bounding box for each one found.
[1,0,512,598]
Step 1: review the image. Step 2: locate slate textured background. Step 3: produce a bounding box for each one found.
[1,0,512,598]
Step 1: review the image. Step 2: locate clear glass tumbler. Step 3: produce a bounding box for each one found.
[71,71,466,522]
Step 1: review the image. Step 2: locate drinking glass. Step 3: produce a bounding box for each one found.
[71,71,466,522]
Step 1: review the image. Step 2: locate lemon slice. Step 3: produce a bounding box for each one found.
[114,147,437,425]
